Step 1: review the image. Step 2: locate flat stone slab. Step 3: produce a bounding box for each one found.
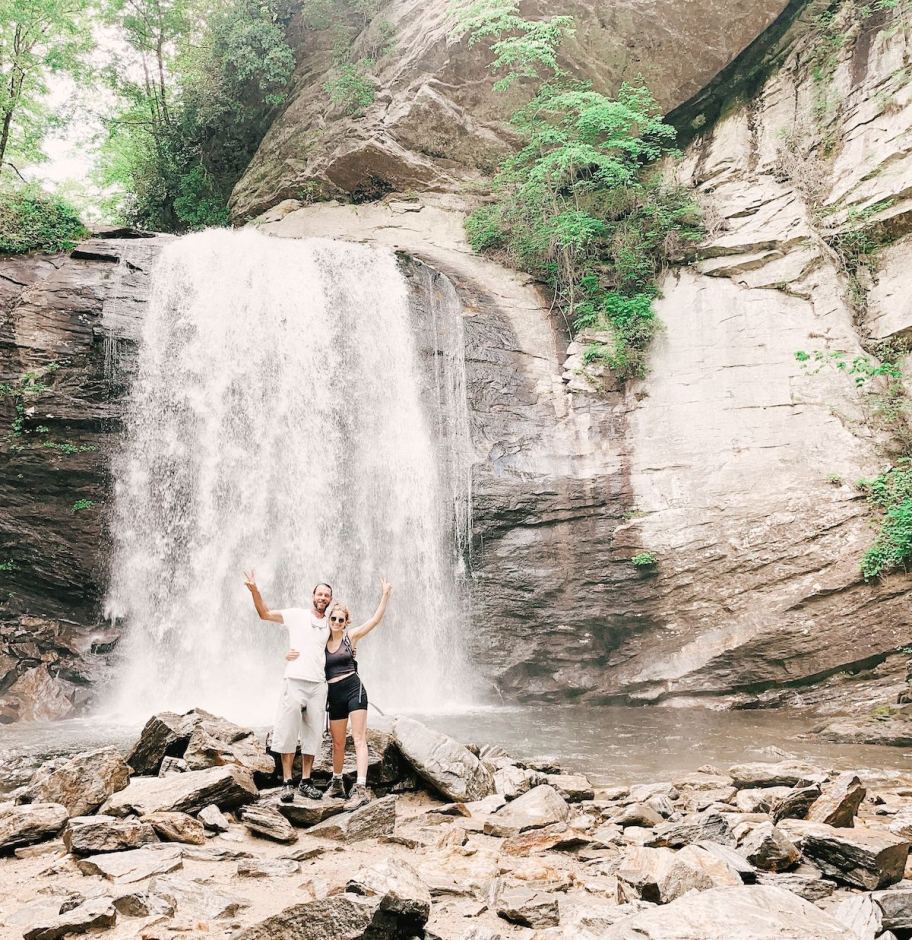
[484,785,569,837]
[22,897,117,940]
[63,815,158,856]
[276,795,346,827]
[0,803,68,851]
[101,764,257,816]
[307,796,397,842]
[76,844,182,883]
[149,873,249,918]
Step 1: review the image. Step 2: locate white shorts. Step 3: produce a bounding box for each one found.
[272,678,328,756]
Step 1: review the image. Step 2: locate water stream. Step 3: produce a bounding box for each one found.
[104,229,474,724]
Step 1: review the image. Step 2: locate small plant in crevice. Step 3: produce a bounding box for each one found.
[72,499,95,513]
[323,61,377,115]
[631,551,657,568]
[858,460,912,579]
[0,561,18,573]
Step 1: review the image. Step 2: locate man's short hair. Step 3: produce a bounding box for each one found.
[313,582,333,596]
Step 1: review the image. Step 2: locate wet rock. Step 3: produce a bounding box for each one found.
[230,893,421,939]
[22,896,117,940]
[198,803,230,832]
[544,773,594,803]
[650,810,735,848]
[23,746,131,817]
[728,763,826,790]
[484,785,569,837]
[141,810,206,845]
[346,857,431,930]
[149,873,249,919]
[603,884,848,938]
[770,784,821,823]
[739,822,800,872]
[101,764,257,816]
[0,802,68,851]
[492,881,560,928]
[807,773,866,828]
[780,820,909,889]
[76,844,182,883]
[238,857,299,878]
[277,795,347,827]
[112,890,175,917]
[307,795,397,842]
[63,815,157,856]
[240,804,297,843]
[833,893,883,940]
[392,717,493,802]
[616,803,664,828]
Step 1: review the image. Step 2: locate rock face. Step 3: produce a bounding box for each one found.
[229,0,790,219]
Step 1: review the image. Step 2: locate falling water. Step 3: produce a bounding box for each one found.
[105,228,475,724]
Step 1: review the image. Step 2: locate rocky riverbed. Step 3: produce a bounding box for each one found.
[2,709,912,938]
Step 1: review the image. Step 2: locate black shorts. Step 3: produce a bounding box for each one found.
[327,672,368,721]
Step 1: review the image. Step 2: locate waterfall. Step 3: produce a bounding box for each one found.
[105,228,475,724]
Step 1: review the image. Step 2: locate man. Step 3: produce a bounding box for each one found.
[243,571,330,803]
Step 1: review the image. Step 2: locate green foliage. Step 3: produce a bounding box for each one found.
[323,61,377,115]
[0,560,18,573]
[858,461,912,579]
[0,185,85,253]
[98,0,295,231]
[72,498,94,512]
[631,552,657,568]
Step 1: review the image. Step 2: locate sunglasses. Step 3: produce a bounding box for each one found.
[330,616,346,623]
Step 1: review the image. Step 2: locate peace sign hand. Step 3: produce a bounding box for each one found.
[243,570,257,593]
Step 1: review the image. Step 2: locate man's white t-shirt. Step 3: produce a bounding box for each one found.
[279,608,330,682]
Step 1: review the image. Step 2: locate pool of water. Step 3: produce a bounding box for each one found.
[1,705,909,791]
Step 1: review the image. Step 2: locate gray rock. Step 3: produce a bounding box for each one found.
[240,804,298,843]
[603,885,848,938]
[492,882,560,928]
[198,803,231,832]
[694,840,756,881]
[616,803,664,828]
[755,870,835,902]
[833,893,883,940]
[159,757,188,776]
[780,820,910,889]
[544,773,594,803]
[307,795,397,842]
[112,890,175,917]
[493,765,537,800]
[807,773,866,828]
[728,763,826,790]
[769,784,821,823]
[22,896,117,940]
[650,810,735,848]
[735,787,790,814]
[0,802,68,851]
[238,857,299,877]
[141,810,206,844]
[277,795,346,827]
[872,885,912,931]
[392,717,493,802]
[127,711,199,775]
[101,764,257,816]
[23,747,131,817]
[739,822,800,872]
[484,785,569,837]
[63,815,157,856]
[229,893,423,939]
[149,873,249,918]
[616,843,741,904]
[615,845,676,903]
[183,724,274,777]
[76,844,182,883]
[346,857,431,930]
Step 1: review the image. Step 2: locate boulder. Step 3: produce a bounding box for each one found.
[492,881,560,928]
[312,728,405,787]
[238,857,299,878]
[76,844,182,883]
[22,896,117,940]
[112,890,175,917]
[484,785,569,837]
[769,784,821,823]
[728,763,826,790]
[240,804,298,843]
[833,893,883,940]
[872,886,912,931]
[493,765,538,800]
[502,823,589,856]
[141,811,206,845]
[183,724,274,777]
[127,711,199,774]
[391,717,493,802]
[780,821,910,889]
[616,803,664,828]
[101,764,257,816]
[63,815,157,856]
[615,845,677,903]
[149,873,249,919]
[277,795,347,827]
[0,803,68,851]
[694,840,756,882]
[616,843,742,904]
[158,757,188,776]
[307,795,397,842]
[544,773,594,803]
[23,747,131,817]
[807,773,866,828]
[346,857,431,931]
[650,811,735,848]
[198,803,230,832]
[735,787,790,814]
[739,822,800,872]
[755,870,834,902]
[230,893,424,939]
[603,885,848,938]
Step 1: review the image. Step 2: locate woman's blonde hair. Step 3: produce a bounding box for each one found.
[328,602,350,626]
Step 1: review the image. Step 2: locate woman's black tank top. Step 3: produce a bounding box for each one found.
[325,633,357,679]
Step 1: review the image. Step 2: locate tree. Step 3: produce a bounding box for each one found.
[0,0,94,176]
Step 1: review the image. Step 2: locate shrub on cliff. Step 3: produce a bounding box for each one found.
[860,460,912,579]
[0,185,86,254]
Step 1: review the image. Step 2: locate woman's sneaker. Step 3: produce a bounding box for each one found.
[344,784,373,811]
[279,780,295,803]
[297,778,323,801]
[325,777,347,800]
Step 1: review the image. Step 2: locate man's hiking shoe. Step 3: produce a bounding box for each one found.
[325,777,347,800]
[344,784,373,811]
[279,781,295,803]
[297,779,323,801]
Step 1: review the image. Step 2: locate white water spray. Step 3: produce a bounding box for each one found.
[105,228,474,724]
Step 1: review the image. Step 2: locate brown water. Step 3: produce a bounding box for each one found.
[1,706,909,792]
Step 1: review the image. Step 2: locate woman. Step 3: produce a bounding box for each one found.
[291,577,392,809]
